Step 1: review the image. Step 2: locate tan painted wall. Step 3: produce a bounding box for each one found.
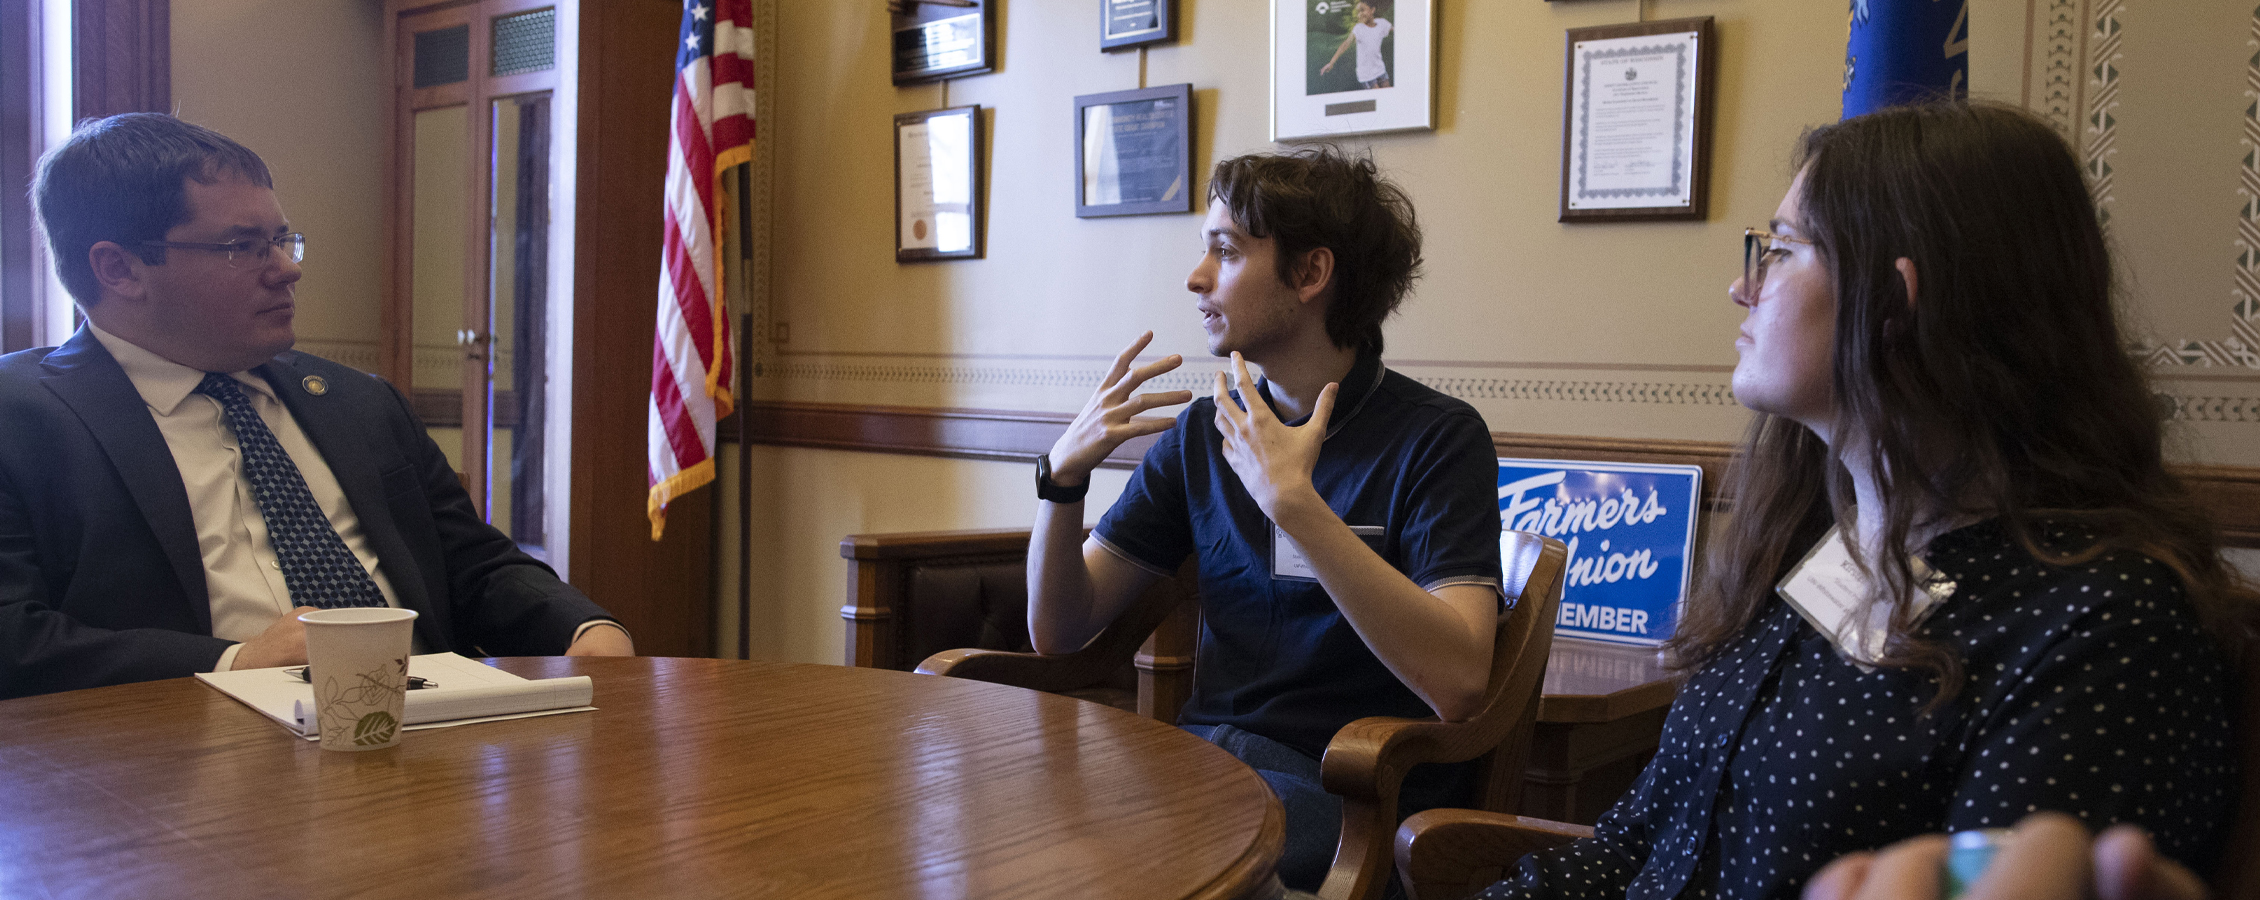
[170,1,388,372]
[719,0,2260,665]
[157,2,2260,664]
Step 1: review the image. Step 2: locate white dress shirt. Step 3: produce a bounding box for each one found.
[89,325,410,670]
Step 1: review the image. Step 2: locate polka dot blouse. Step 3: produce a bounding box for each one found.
[1477,519,2238,899]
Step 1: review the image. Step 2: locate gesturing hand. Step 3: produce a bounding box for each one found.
[1046,332,1193,487]
[1212,352,1337,522]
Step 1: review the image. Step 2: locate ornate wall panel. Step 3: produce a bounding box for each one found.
[2021,1,2260,462]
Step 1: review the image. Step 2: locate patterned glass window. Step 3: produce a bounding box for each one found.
[412,25,471,88]
[492,9,557,77]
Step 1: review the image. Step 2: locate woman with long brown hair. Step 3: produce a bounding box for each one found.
[1477,102,2251,899]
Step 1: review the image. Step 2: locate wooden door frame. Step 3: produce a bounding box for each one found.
[380,0,715,658]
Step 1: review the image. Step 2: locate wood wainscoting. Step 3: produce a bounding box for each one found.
[735,400,2260,549]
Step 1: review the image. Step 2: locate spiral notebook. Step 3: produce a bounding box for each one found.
[196,652,595,740]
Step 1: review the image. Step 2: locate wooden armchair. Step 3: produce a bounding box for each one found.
[911,530,1568,900]
[1394,635,2260,900]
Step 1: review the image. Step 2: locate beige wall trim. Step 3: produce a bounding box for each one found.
[737,400,2260,548]
[766,359,1742,408]
[2142,2,2260,371]
[737,399,1156,470]
[2029,0,2088,134]
[760,358,2258,422]
[291,339,384,375]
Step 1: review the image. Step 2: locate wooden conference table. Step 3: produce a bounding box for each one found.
[1521,640,1680,824]
[0,657,1285,899]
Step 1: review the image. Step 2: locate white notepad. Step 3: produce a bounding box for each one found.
[197,652,596,740]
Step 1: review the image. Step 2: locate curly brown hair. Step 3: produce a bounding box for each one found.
[1206,146,1422,355]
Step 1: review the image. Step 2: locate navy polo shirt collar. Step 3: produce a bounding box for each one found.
[1251,350,1384,440]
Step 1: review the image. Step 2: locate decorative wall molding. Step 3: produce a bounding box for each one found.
[764,357,1742,408]
[772,359,1209,393]
[290,338,525,392]
[2081,0,2124,230]
[1407,376,1738,406]
[734,400,2260,548]
[2034,0,2085,138]
[2141,4,2260,371]
[2023,2,2260,374]
[759,355,2254,421]
[291,339,384,374]
[2165,393,2260,424]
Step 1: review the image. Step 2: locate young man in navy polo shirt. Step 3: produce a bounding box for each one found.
[1027,147,1504,892]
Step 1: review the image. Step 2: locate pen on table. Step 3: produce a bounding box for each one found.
[288,666,433,690]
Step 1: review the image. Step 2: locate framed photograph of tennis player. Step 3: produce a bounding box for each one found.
[895,106,984,261]
[1075,84,1193,217]
[1558,17,1717,222]
[1272,0,1434,141]
[1100,0,1175,51]
[890,0,995,85]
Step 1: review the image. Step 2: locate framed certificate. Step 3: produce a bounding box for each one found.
[890,0,995,85]
[895,106,984,262]
[1272,0,1436,141]
[1074,84,1194,218]
[1559,17,1717,222]
[1100,0,1175,52]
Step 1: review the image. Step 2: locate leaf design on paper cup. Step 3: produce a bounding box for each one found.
[353,710,400,745]
[316,665,406,744]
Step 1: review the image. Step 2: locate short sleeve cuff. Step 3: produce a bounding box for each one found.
[1423,575,1506,609]
[572,618,631,646]
[1092,531,1178,579]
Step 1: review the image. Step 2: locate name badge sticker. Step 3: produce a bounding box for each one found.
[1777,525,1956,668]
[1273,523,1385,582]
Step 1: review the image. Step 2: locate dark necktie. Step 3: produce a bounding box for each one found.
[195,372,387,610]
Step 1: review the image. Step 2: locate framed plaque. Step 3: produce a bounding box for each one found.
[1074,84,1194,218]
[1272,0,1436,141]
[895,106,984,262]
[1559,17,1716,222]
[890,0,995,85]
[1101,0,1176,51]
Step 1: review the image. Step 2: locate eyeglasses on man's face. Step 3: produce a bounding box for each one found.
[1741,228,1812,297]
[140,232,306,269]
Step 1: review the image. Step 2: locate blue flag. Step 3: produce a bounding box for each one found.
[1843,0,1969,119]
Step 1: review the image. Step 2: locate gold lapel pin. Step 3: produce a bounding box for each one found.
[302,375,329,396]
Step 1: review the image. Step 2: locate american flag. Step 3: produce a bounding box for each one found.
[650,0,754,540]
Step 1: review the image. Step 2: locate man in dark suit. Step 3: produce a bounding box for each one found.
[0,113,631,700]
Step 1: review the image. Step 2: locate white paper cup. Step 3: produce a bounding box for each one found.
[299,608,419,751]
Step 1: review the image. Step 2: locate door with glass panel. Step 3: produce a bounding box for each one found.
[389,1,559,559]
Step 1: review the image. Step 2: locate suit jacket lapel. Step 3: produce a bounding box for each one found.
[258,358,436,631]
[38,330,213,628]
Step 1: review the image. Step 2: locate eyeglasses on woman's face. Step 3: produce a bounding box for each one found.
[1741,228,1812,298]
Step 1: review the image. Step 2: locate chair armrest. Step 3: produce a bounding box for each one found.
[1319,715,1458,802]
[914,646,1122,694]
[1393,809,1591,900]
[838,527,1035,561]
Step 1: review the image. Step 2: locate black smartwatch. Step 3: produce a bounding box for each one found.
[1035,454,1090,504]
